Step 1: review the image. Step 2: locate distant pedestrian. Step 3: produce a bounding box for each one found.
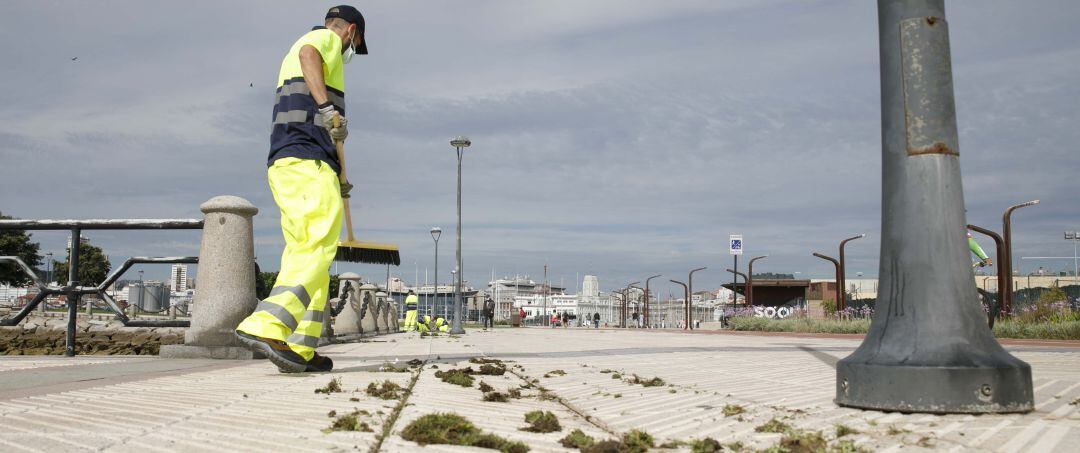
[561,311,569,328]
[593,312,600,329]
[482,296,495,329]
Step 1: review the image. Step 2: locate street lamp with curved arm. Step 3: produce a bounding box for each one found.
[1001,200,1039,316]
[644,274,661,329]
[687,267,706,330]
[812,252,842,314]
[838,234,865,311]
[669,279,689,330]
[747,255,767,308]
[620,281,639,328]
[629,284,643,328]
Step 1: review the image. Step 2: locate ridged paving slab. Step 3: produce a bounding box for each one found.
[0,328,1076,452]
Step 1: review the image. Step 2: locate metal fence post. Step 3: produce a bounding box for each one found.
[836,0,1033,413]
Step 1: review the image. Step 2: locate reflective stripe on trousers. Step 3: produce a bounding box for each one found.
[235,157,342,361]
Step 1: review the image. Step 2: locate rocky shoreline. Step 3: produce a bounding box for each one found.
[0,314,185,356]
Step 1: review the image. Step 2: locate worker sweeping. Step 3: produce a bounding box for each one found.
[403,290,419,332]
[234,5,368,373]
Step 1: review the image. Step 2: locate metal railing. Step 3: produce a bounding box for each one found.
[0,218,202,356]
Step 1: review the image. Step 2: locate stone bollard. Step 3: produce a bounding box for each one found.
[374,291,388,334]
[358,284,378,336]
[160,196,261,360]
[331,273,364,336]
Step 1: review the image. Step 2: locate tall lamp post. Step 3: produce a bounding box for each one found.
[670,279,690,330]
[1001,200,1038,316]
[1066,231,1079,282]
[687,267,706,329]
[630,284,643,328]
[620,282,639,328]
[430,227,441,319]
[747,256,767,308]
[644,274,661,329]
[449,136,471,335]
[812,253,842,314]
[42,252,53,313]
[838,234,866,312]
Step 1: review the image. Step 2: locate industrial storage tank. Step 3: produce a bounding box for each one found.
[128,282,170,312]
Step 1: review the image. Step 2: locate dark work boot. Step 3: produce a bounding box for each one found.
[304,353,334,372]
[235,330,308,373]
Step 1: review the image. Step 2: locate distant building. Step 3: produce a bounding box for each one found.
[582,275,599,298]
[170,264,189,292]
[487,276,565,321]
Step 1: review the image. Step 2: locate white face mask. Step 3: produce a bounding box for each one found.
[342,30,356,64]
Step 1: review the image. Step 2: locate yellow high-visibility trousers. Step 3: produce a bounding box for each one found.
[403,309,418,331]
[236,157,342,361]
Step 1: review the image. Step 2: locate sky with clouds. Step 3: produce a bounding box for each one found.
[1,1,1078,296]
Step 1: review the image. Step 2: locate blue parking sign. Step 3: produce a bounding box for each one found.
[729,234,743,255]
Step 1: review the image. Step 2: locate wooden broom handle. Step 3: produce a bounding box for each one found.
[332,115,357,243]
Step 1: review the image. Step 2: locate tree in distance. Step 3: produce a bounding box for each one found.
[0,212,42,286]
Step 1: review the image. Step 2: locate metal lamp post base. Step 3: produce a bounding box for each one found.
[837,359,1033,414]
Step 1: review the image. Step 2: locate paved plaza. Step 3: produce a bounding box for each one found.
[0,328,1078,452]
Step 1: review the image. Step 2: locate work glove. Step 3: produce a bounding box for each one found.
[340,179,353,199]
[319,104,348,142]
[982,258,993,267]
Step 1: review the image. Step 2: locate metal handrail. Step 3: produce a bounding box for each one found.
[0,218,202,356]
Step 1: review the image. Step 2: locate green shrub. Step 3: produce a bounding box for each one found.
[559,429,596,449]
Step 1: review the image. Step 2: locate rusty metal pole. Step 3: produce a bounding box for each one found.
[812,253,842,314]
[644,274,661,329]
[838,235,866,311]
[747,256,767,308]
[670,279,689,330]
[621,282,638,328]
[968,224,1007,323]
[630,284,643,327]
[836,0,1032,413]
[1001,200,1039,315]
[687,267,706,329]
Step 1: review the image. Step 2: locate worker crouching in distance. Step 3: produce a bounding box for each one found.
[234,5,369,373]
[417,315,450,333]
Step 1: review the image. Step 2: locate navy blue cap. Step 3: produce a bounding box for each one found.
[325,5,367,55]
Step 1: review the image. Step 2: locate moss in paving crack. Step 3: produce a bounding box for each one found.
[600,369,614,374]
[722,403,746,417]
[377,362,410,372]
[835,423,859,438]
[830,439,867,453]
[886,425,910,436]
[688,437,722,453]
[725,441,746,452]
[435,368,475,387]
[366,380,404,400]
[777,429,826,453]
[324,409,374,433]
[559,429,596,449]
[314,377,343,394]
[478,381,494,393]
[622,430,655,452]
[483,391,509,402]
[521,410,561,433]
[611,373,622,379]
[400,413,529,453]
[626,374,664,387]
[547,369,566,376]
[477,363,506,376]
[755,418,791,434]
[581,440,629,453]
[469,357,505,365]
[507,388,524,399]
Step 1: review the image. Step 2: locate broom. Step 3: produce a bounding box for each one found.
[331,115,401,266]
